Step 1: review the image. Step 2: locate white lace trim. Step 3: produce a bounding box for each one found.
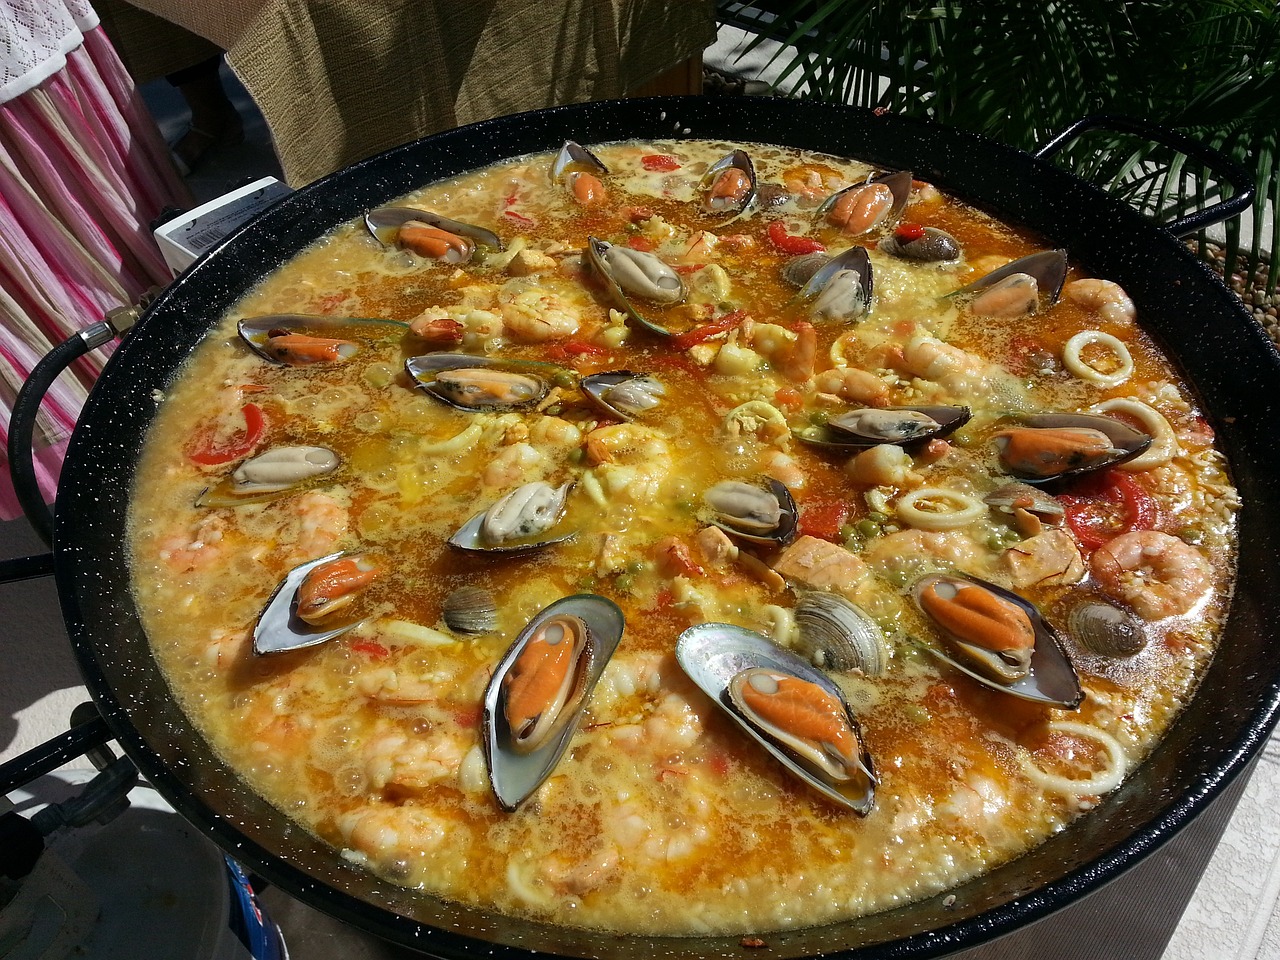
[0,0,101,105]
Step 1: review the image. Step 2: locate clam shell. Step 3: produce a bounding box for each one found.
[483,594,625,811]
[705,477,799,546]
[911,574,1083,708]
[253,552,364,655]
[364,207,503,254]
[580,371,665,421]
[449,481,575,553]
[878,224,961,262]
[676,622,876,813]
[797,246,873,322]
[1068,599,1147,658]
[442,585,498,635]
[994,412,1152,483]
[238,314,407,365]
[794,593,888,675]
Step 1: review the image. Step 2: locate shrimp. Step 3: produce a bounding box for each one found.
[500,288,581,342]
[863,529,988,581]
[1063,278,1135,325]
[539,844,620,896]
[845,444,921,488]
[482,441,546,487]
[363,730,469,792]
[584,423,669,466]
[896,335,991,397]
[778,320,817,382]
[157,513,228,573]
[1089,530,1212,620]
[339,806,447,865]
[760,449,805,490]
[813,366,890,405]
[288,491,348,562]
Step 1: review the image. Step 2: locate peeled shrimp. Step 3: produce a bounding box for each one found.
[813,366,890,405]
[1089,530,1212,620]
[289,491,349,562]
[157,513,228,573]
[1063,278,1135,325]
[500,288,581,342]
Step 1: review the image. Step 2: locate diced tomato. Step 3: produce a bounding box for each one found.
[642,154,681,171]
[774,386,804,410]
[767,220,825,255]
[706,751,731,776]
[1059,470,1159,549]
[798,500,850,541]
[546,339,609,361]
[627,235,655,252]
[350,639,390,659]
[621,205,654,222]
[671,309,748,351]
[452,705,482,729]
[893,222,926,242]
[187,403,266,465]
[654,588,675,611]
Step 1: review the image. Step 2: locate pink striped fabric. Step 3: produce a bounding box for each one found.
[0,26,189,524]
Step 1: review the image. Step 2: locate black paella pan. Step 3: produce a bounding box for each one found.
[24,96,1280,958]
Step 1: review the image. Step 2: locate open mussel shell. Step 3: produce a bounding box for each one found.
[253,552,365,655]
[483,594,625,811]
[949,250,1068,315]
[911,573,1083,708]
[781,251,831,288]
[238,314,407,365]
[551,140,608,180]
[797,404,970,450]
[585,237,685,337]
[701,149,757,216]
[406,353,564,411]
[816,170,912,236]
[878,224,961,263]
[197,445,340,507]
[580,371,665,421]
[794,592,888,675]
[705,477,799,546]
[677,622,876,813]
[364,206,503,256]
[449,480,575,553]
[994,412,1152,484]
[797,246,873,322]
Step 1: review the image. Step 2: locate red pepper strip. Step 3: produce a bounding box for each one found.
[546,339,610,362]
[350,639,390,659]
[671,309,748,351]
[187,403,266,465]
[767,220,825,255]
[642,154,681,171]
[798,500,851,541]
[894,221,926,242]
[503,210,534,226]
[1059,470,1158,549]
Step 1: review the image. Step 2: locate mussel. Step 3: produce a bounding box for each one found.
[993,413,1152,483]
[238,314,407,366]
[196,445,340,507]
[949,250,1068,317]
[705,477,799,546]
[816,170,912,236]
[794,593,888,675]
[796,246,873,322]
[677,622,876,813]
[406,353,562,411]
[878,223,961,263]
[781,251,831,289]
[483,594,625,810]
[796,405,970,451]
[911,573,1083,707]
[551,141,609,206]
[584,237,686,337]
[253,552,370,655]
[701,150,756,216]
[449,480,575,552]
[984,482,1066,535]
[580,371,665,421]
[364,207,503,262]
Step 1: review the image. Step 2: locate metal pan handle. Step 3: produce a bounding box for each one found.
[1034,114,1254,237]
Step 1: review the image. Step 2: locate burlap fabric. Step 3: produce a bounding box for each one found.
[115,0,716,185]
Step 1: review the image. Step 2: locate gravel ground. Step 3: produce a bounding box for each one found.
[1201,242,1279,344]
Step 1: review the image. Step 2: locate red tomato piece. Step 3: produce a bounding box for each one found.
[767,220,826,255]
[894,222,926,242]
[798,500,850,541]
[1059,470,1159,549]
[671,310,748,351]
[774,386,804,410]
[187,403,266,466]
[350,639,390,659]
[627,235,655,252]
[641,154,681,171]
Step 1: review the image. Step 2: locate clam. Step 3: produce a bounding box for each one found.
[911,573,1083,707]
[794,593,888,675]
[797,246,873,322]
[483,594,625,810]
[253,552,368,655]
[443,585,498,635]
[584,237,685,337]
[878,223,961,263]
[580,371,665,421]
[551,141,609,206]
[449,480,575,552]
[816,170,911,236]
[993,413,1152,483]
[238,314,408,366]
[705,477,799,546]
[677,622,876,813]
[701,150,756,216]
[364,207,503,261]
[196,446,340,507]
[1067,598,1147,658]
[949,250,1068,317]
[406,353,562,411]
[795,405,969,451]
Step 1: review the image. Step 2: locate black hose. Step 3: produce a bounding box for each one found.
[7,330,99,547]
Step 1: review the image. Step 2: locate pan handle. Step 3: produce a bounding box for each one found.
[1034,114,1254,238]
[8,306,140,547]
